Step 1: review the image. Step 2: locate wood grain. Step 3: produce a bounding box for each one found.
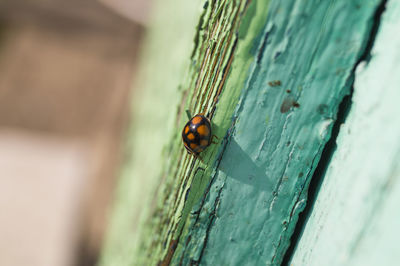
[100,0,391,265]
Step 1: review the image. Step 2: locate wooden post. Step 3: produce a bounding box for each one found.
[100,0,398,265]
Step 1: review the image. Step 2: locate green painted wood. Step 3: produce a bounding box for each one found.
[99,1,204,265]
[188,1,384,265]
[290,1,400,265]
[100,0,387,265]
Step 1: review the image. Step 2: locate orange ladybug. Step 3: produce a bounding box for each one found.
[182,114,212,155]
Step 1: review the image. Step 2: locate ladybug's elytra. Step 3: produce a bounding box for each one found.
[182,114,212,155]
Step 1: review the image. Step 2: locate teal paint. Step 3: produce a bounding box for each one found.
[176,0,383,265]
[291,0,400,265]
[100,0,392,265]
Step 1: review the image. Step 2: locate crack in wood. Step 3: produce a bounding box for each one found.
[281,1,389,264]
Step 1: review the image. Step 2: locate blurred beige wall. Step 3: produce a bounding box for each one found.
[0,0,149,265]
[100,0,152,25]
[0,130,89,266]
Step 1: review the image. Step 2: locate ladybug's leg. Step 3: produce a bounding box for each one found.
[196,154,204,163]
[211,135,219,144]
[185,110,192,120]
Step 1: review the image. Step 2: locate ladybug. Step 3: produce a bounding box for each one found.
[182,114,212,155]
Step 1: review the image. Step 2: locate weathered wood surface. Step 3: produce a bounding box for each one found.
[290,1,400,265]
[99,1,204,266]
[100,0,391,265]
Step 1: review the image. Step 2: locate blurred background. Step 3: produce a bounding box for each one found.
[0,0,151,265]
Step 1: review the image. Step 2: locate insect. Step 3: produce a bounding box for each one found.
[182,114,213,156]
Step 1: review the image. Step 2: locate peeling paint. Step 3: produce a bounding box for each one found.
[183,0,384,265]
[100,0,387,265]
